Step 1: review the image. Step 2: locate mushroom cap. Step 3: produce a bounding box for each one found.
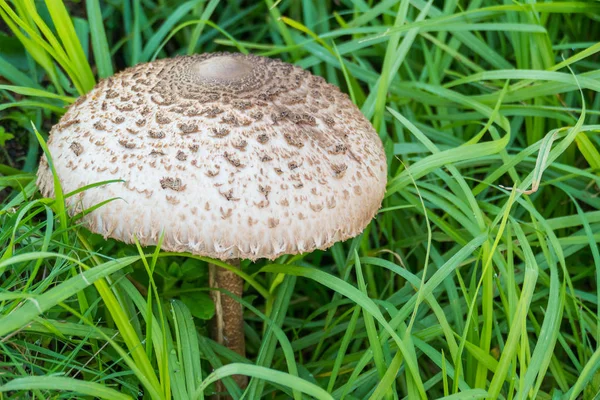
[37,53,387,261]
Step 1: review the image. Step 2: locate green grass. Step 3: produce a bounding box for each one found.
[1,0,600,398]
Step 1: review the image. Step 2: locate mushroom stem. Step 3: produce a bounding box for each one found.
[209,260,247,391]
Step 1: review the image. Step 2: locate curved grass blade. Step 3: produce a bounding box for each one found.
[0,376,132,400]
[194,364,332,400]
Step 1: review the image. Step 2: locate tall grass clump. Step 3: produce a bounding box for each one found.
[1,1,600,399]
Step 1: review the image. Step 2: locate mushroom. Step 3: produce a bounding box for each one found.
[37,52,387,389]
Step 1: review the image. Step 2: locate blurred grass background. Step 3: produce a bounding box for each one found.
[1,0,600,399]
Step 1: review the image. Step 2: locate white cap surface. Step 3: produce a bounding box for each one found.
[37,53,387,260]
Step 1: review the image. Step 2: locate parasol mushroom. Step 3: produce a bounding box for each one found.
[37,52,387,393]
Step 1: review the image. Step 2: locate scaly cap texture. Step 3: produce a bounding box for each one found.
[37,53,387,260]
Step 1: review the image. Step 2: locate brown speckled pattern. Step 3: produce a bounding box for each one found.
[37,53,387,260]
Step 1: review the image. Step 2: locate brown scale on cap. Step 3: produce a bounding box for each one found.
[149,130,165,139]
[118,140,136,149]
[160,177,185,191]
[331,163,348,178]
[211,127,230,138]
[59,118,81,130]
[36,52,387,261]
[176,151,187,161]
